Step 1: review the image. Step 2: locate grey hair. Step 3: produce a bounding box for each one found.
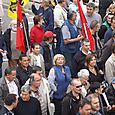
[21,85,31,94]
[86,94,98,102]
[78,69,89,78]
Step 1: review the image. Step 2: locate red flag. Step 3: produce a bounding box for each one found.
[16,0,25,53]
[77,0,95,51]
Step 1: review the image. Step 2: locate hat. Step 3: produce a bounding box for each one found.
[44,31,56,38]
[112,77,115,83]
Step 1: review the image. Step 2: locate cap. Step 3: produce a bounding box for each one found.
[44,31,56,37]
[44,31,56,38]
[112,77,115,83]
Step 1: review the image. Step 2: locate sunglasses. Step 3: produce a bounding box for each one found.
[76,85,82,88]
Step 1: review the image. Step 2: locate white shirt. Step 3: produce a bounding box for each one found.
[34,55,42,67]
[6,79,19,96]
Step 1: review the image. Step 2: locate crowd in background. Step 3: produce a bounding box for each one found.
[0,0,115,115]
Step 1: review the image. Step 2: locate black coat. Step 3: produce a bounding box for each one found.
[99,0,113,19]
[106,84,115,114]
[73,51,87,77]
[62,92,82,115]
[3,28,12,60]
[0,33,6,66]
[0,106,14,115]
[40,41,53,76]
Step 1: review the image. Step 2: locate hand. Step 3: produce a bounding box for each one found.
[112,105,115,109]
[106,105,112,111]
[77,35,84,41]
[3,50,7,53]
[99,70,104,75]
[0,49,3,53]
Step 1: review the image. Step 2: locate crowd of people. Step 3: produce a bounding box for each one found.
[0,0,115,115]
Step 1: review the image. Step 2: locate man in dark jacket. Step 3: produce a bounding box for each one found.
[62,78,83,115]
[104,16,115,44]
[14,85,42,115]
[100,30,115,70]
[73,38,90,77]
[40,31,56,77]
[0,94,18,115]
[16,54,32,87]
[0,33,6,77]
[106,77,115,114]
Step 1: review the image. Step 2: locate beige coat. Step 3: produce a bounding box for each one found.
[54,4,67,28]
[29,52,46,77]
[105,54,115,84]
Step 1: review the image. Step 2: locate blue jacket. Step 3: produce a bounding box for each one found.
[104,27,113,44]
[53,66,71,99]
[60,20,80,53]
[32,5,54,31]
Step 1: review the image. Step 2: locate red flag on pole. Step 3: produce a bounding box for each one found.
[77,0,95,51]
[16,0,25,53]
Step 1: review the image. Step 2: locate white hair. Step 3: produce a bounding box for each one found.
[78,69,89,78]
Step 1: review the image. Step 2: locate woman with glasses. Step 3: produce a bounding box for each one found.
[48,54,71,115]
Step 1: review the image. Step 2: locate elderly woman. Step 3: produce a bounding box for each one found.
[78,69,90,97]
[48,54,71,115]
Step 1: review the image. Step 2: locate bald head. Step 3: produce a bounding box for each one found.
[29,73,42,88]
[70,78,82,94]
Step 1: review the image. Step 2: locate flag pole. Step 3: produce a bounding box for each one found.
[23,21,30,54]
[83,23,88,39]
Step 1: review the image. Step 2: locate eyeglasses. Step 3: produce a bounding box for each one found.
[76,85,82,88]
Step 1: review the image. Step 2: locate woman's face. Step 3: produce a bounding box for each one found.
[95,23,100,32]
[56,57,65,66]
[107,15,113,24]
[89,56,96,67]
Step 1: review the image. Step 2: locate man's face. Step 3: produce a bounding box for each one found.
[19,56,29,68]
[82,41,90,52]
[91,97,100,112]
[36,70,43,77]
[80,104,91,115]
[21,91,30,101]
[62,0,66,7]
[32,74,42,89]
[7,70,16,81]
[96,86,103,95]
[86,6,94,16]
[112,83,115,89]
[71,80,82,94]
[32,45,41,55]
[71,13,77,22]
[13,96,19,108]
